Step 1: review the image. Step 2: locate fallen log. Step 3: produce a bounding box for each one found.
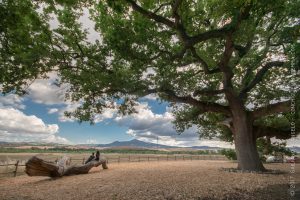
[25,156,108,177]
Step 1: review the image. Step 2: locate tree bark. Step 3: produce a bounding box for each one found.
[231,107,265,171]
[25,156,108,178]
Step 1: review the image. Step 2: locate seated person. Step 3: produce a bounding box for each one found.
[95,150,100,161]
[85,152,95,164]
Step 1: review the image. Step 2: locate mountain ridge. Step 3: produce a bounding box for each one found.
[94,139,222,150]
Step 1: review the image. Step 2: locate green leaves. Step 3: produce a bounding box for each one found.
[0,0,298,142]
[0,0,52,94]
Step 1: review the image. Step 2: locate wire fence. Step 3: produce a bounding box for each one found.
[0,154,227,178]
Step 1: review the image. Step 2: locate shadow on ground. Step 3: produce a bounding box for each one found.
[196,183,300,200]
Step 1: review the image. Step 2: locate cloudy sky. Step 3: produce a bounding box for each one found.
[0,72,236,147]
[0,73,299,147]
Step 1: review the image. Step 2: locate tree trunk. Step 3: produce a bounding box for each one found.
[25,156,108,178]
[232,112,265,171]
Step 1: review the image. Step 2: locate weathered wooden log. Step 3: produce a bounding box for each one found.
[25,156,108,177]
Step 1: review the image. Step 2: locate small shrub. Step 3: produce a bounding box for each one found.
[221,149,237,160]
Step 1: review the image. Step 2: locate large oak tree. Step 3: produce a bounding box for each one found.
[1,0,299,171]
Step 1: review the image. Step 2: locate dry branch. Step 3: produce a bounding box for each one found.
[25,156,108,178]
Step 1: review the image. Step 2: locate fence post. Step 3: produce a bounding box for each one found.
[183,155,185,160]
[175,155,177,161]
[14,160,19,177]
[82,157,85,164]
[129,156,131,162]
[167,155,169,161]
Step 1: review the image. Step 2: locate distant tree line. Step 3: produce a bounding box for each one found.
[0,147,222,155]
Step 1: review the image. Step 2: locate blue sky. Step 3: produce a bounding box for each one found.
[22,95,169,144]
[0,73,234,147]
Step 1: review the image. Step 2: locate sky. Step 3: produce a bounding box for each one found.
[0,73,235,147]
[0,6,298,148]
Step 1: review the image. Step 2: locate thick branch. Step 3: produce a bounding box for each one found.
[125,0,250,47]
[219,35,235,90]
[233,40,252,58]
[189,27,232,44]
[193,89,226,97]
[189,5,251,46]
[240,61,285,97]
[154,2,172,14]
[148,88,231,116]
[125,0,175,28]
[252,100,290,119]
[190,47,221,74]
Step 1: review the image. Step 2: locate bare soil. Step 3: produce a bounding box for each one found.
[0,160,299,200]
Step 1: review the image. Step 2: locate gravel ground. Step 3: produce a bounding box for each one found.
[0,160,299,200]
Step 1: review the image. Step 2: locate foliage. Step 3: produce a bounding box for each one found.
[256,138,295,157]
[220,149,237,160]
[222,139,295,161]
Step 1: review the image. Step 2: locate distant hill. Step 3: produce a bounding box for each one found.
[96,139,173,149]
[94,139,222,150]
[190,146,222,150]
[0,141,8,146]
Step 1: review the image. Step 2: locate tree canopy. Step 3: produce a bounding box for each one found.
[1,0,299,171]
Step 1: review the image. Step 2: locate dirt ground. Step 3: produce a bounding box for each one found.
[0,160,299,200]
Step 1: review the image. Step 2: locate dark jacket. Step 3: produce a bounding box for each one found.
[85,155,95,164]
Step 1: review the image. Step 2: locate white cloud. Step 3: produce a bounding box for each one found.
[94,108,117,123]
[0,107,70,144]
[86,139,98,144]
[79,8,101,43]
[275,136,300,148]
[0,94,25,110]
[141,94,158,101]
[0,108,58,134]
[116,102,233,148]
[56,101,117,123]
[48,108,59,114]
[57,102,80,122]
[24,72,116,123]
[41,134,70,144]
[27,72,68,105]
